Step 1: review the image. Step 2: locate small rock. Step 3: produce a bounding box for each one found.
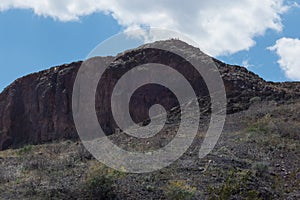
[198,167,205,172]
[146,185,154,192]
[280,154,284,158]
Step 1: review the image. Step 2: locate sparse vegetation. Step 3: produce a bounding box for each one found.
[253,162,269,178]
[85,170,116,199]
[249,96,261,104]
[208,169,261,200]
[83,163,123,199]
[164,180,196,200]
[17,144,33,155]
[245,114,271,133]
[0,101,299,199]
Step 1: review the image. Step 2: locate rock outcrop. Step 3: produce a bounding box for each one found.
[0,39,300,150]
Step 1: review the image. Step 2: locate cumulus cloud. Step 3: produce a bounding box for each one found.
[268,37,300,80]
[0,0,289,56]
[242,59,255,69]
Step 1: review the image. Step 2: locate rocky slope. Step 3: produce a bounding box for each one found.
[0,100,299,199]
[0,39,300,150]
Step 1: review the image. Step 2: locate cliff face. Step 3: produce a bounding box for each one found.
[0,62,81,149]
[0,40,299,150]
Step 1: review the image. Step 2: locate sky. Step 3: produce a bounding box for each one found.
[0,0,300,91]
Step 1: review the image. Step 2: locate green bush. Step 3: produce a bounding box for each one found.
[245,115,271,133]
[17,145,33,155]
[164,180,196,200]
[84,164,122,199]
[253,162,269,178]
[209,170,261,200]
[86,173,115,199]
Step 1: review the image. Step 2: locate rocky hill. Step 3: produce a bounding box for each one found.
[0,39,300,151]
[0,40,299,199]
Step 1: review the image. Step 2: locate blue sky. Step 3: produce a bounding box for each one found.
[0,10,121,91]
[0,1,300,91]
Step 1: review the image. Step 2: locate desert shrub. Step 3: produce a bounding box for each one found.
[245,114,272,133]
[83,164,122,199]
[249,96,261,104]
[17,145,33,155]
[86,173,115,199]
[253,162,269,178]
[164,180,196,200]
[246,123,269,133]
[24,178,40,196]
[275,121,300,140]
[208,170,261,200]
[76,144,94,161]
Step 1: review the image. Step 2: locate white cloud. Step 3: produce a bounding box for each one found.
[268,37,300,80]
[0,0,290,56]
[242,59,254,69]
